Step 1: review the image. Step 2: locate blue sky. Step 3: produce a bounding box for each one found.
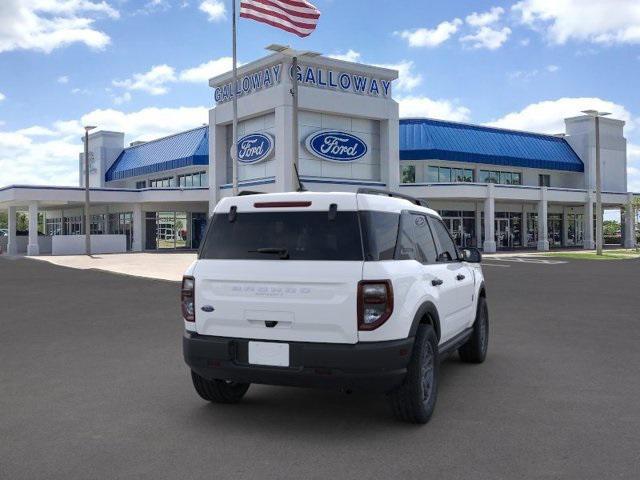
[1,0,639,194]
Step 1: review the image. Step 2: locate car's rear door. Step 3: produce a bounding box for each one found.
[193,194,364,345]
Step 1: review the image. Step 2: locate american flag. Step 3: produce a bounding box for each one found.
[240,0,321,38]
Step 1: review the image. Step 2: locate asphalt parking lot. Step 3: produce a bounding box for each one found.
[1,256,639,479]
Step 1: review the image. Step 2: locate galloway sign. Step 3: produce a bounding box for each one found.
[292,64,392,99]
[214,64,282,104]
[305,131,368,163]
[234,133,275,164]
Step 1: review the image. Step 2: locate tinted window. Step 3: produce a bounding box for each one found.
[428,217,459,262]
[360,211,400,261]
[200,211,363,261]
[395,213,418,261]
[412,215,437,264]
[394,212,437,263]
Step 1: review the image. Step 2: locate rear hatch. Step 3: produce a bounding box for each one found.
[194,193,363,344]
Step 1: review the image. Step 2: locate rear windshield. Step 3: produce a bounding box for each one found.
[200,211,364,261]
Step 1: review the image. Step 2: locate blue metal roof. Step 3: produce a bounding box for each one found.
[105,126,209,181]
[399,118,584,172]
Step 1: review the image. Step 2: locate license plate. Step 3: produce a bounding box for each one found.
[248,341,290,367]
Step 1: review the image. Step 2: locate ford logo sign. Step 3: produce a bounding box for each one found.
[234,133,274,165]
[305,130,368,163]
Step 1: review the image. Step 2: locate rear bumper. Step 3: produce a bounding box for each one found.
[183,331,414,393]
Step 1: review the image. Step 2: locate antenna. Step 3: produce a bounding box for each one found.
[294,163,307,192]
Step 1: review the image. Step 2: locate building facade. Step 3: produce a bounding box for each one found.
[0,52,637,255]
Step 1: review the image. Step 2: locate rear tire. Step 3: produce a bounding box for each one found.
[458,296,489,364]
[388,324,439,424]
[191,370,250,404]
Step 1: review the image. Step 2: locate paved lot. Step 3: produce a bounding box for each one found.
[1,256,639,480]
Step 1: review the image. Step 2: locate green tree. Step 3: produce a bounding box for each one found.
[0,211,6,230]
[603,220,620,237]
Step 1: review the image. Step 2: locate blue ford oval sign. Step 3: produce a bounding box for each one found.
[235,133,274,164]
[305,130,368,162]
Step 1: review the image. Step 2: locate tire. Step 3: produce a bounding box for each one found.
[458,296,489,364]
[190,370,250,404]
[388,324,439,424]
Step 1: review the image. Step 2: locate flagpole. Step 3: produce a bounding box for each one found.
[231,0,239,196]
[291,55,300,191]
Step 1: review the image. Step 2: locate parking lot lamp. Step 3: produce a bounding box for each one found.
[83,125,96,255]
[581,110,610,256]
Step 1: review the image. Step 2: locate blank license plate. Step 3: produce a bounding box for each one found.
[248,341,290,367]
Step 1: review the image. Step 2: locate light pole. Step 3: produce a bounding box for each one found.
[581,110,610,256]
[83,125,96,255]
[266,44,320,191]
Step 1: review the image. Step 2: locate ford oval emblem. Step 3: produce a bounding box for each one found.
[234,133,275,165]
[305,130,368,163]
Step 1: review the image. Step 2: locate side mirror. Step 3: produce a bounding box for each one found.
[462,247,482,263]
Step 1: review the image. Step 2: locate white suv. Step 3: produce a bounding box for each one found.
[182,190,488,424]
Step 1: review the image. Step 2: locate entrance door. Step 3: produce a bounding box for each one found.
[495,218,512,249]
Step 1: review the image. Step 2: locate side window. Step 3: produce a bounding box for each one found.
[428,217,459,262]
[394,212,437,264]
[395,213,418,261]
[412,214,437,264]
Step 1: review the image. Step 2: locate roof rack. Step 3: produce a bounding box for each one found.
[237,190,266,196]
[356,188,429,208]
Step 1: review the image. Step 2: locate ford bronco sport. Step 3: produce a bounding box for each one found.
[182,190,488,424]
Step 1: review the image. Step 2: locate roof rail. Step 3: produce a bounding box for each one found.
[237,190,266,196]
[356,188,428,208]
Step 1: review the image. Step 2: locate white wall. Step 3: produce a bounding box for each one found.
[565,116,627,193]
[52,234,127,255]
[80,131,125,188]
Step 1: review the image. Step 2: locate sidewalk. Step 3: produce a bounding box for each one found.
[28,252,196,281]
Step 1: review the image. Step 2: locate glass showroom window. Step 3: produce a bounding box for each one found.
[401,165,416,184]
[149,177,175,188]
[178,171,207,188]
[90,214,107,234]
[135,180,147,189]
[480,170,521,185]
[46,218,63,236]
[428,166,473,183]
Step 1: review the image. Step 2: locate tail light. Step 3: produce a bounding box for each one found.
[357,280,393,331]
[181,276,195,322]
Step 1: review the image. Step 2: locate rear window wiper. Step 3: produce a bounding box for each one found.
[249,247,290,259]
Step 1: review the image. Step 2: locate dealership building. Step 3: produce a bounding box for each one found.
[0,52,637,255]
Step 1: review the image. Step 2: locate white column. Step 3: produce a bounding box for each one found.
[624,193,636,248]
[27,203,40,256]
[483,184,496,253]
[537,187,550,251]
[275,104,295,193]
[381,111,400,192]
[475,203,482,248]
[584,195,595,249]
[7,206,18,255]
[132,204,143,252]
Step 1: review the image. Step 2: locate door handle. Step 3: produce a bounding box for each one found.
[456,274,466,281]
[431,279,443,286]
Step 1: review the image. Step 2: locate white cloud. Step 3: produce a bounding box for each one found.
[461,26,511,50]
[328,50,362,63]
[398,96,471,122]
[486,97,635,134]
[373,60,422,93]
[546,64,560,72]
[508,65,560,81]
[199,0,226,22]
[520,38,531,46]
[113,64,177,95]
[57,75,69,84]
[513,0,640,45]
[0,0,119,54]
[113,91,132,105]
[179,57,234,82]
[0,92,5,102]
[396,19,463,48]
[466,7,504,27]
[0,106,209,187]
